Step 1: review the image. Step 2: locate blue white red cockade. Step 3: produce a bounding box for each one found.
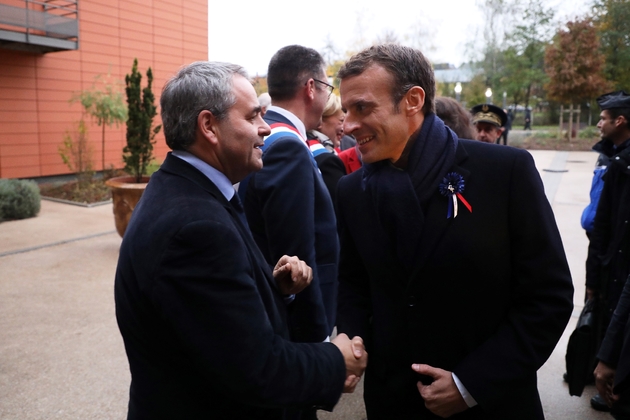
[438,172,472,218]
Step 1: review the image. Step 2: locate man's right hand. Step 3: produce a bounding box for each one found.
[594,361,618,407]
[331,333,367,393]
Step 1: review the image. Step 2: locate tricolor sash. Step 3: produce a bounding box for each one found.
[263,123,320,171]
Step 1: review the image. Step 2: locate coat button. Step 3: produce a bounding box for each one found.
[408,296,416,307]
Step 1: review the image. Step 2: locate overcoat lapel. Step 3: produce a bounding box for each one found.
[160,154,280,294]
[406,142,471,290]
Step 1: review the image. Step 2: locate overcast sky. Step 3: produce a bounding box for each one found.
[208,0,592,76]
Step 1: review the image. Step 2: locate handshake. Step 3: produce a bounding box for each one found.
[331,333,368,393]
[272,256,367,393]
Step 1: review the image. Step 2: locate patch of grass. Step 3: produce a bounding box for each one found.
[516,134,596,151]
[532,130,559,139]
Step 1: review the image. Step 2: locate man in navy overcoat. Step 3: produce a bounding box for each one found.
[243,46,339,344]
[335,44,574,419]
[114,61,367,419]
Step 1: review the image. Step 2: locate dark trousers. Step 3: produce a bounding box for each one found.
[497,129,509,145]
[284,408,318,420]
[612,388,630,420]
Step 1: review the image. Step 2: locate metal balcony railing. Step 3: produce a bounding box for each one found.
[0,0,78,53]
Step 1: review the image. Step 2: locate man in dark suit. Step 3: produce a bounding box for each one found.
[243,45,339,344]
[590,91,630,419]
[114,61,367,419]
[596,276,630,420]
[335,44,574,419]
[574,91,630,412]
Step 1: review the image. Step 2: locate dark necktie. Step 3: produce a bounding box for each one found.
[229,192,248,227]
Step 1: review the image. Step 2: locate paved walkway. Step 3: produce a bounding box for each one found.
[0,150,612,419]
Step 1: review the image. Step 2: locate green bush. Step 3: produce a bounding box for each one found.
[579,126,599,139]
[0,179,41,222]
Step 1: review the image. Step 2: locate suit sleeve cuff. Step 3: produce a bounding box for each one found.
[452,372,478,408]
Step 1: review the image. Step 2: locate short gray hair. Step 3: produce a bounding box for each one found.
[160,61,249,150]
[258,92,271,108]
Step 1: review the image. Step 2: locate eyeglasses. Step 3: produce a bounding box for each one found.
[313,78,335,97]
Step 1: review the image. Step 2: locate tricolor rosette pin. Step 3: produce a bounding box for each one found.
[438,172,472,218]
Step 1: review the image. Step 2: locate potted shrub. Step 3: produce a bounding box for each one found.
[106,58,161,237]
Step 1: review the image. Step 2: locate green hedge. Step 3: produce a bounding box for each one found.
[0,179,41,222]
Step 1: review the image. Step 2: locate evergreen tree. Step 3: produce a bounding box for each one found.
[593,0,630,91]
[124,58,161,183]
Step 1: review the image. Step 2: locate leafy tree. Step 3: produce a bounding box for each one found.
[545,18,608,104]
[502,0,555,110]
[375,29,400,45]
[404,15,437,57]
[252,75,268,96]
[58,119,94,189]
[327,59,347,89]
[321,34,342,68]
[593,0,630,90]
[463,74,491,108]
[124,58,161,183]
[545,18,609,137]
[473,0,517,92]
[71,72,127,171]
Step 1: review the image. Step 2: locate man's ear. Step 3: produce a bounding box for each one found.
[197,110,220,145]
[404,86,425,116]
[305,78,316,101]
[615,115,628,129]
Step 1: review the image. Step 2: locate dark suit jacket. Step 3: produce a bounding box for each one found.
[586,140,630,320]
[313,151,346,204]
[595,141,630,395]
[599,275,630,394]
[115,153,345,419]
[244,110,339,342]
[336,140,573,419]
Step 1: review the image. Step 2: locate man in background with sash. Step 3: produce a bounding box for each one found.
[242,46,340,419]
[335,44,574,419]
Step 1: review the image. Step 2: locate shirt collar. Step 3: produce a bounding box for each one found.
[170,150,234,201]
[267,105,307,140]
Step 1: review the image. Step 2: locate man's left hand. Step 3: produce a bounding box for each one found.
[412,364,469,418]
[273,255,312,295]
[594,361,618,407]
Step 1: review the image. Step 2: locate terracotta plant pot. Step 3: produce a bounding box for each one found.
[105,176,149,237]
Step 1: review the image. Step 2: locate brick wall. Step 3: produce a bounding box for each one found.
[0,0,208,178]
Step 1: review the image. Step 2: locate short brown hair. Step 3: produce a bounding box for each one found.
[267,45,325,102]
[435,97,477,139]
[338,44,435,114]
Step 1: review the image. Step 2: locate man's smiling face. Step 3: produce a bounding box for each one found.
[340,65,410,164]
